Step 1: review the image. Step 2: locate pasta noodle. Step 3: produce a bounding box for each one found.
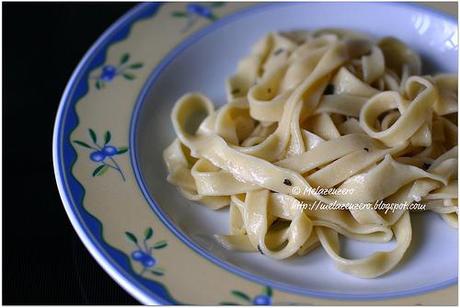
[163,30,458,278]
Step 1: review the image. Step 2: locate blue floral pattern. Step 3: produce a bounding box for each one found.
[92,53,143,89]
[125,227,167,276]
[172,2,225,32]
[73,129,128,181]
[221,286,273,305]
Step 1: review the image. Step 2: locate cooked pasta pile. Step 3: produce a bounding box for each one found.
[163,29,458,278]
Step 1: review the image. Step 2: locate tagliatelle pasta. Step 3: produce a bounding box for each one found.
[163,30,458,278]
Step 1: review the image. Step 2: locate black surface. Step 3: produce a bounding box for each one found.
[4,3,140,304]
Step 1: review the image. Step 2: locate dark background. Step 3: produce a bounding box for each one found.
[4,3,140,304]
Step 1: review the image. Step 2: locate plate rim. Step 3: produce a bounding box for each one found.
[53,3,169,304]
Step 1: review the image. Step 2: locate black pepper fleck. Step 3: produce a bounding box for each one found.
[231,88,240,95]
[267,88,272,93]
[363,50,372,56]
[422,163,431,170]
[324,84,334,95]
[280,239,289,249]
[273,48,284,56]
[363,147,369,152]
[283,179,292,186]
[257,245,264,255]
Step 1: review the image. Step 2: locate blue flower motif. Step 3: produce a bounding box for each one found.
[73,129,128,181]
[100,65,117,81]
[253,294,272,305]
[131,250,145,261]
[131,250,157,268]
[90,151,105,162]
[102,145,118,156]
[186,4,214,19]
[141,255,157,268]
[125,228,167,277]
[91,53,143,89]
[171,2,224,32]
[221,286,274,305]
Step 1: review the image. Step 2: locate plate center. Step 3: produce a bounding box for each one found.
[132,2,457,298]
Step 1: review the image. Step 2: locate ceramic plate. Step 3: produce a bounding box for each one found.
[53,3,458,305]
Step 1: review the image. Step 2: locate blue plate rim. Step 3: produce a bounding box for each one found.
[53,3,175,305]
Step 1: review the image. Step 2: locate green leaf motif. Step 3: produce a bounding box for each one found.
[231,290,251,302]
[104,131,111,145]
[120,53,130,65]
[150,269,164,276]
[123,73,136,80]
[95,80,102,90]
[98,165,109,176]
[125,232,138,244]
[73,140,92,149]
[92,165,108,177]
[263,286,273,297]
[152,240,167,249]
[144,227,153,240]
[219,302,239,306]
[89,129,97,144]
[117,147,129,155]
[172,11,187,17]
[208,13,218,21]
[129,63,143,69]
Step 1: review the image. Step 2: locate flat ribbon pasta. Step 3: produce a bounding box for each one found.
[164,30,458,278]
